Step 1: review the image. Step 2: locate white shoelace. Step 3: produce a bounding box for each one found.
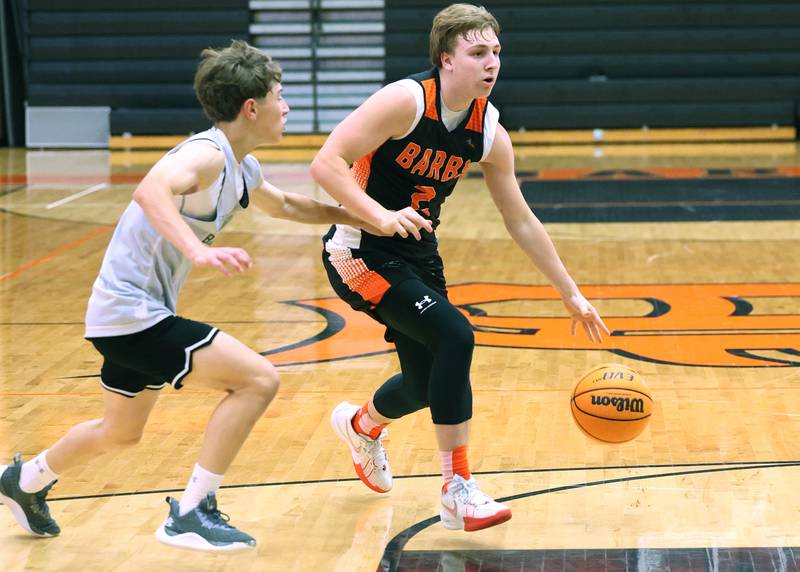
[359,429,388,468]
[451,476,492,506]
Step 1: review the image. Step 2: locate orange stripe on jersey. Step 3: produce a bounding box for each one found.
[465,98,487,133]
[421,78,439,121]
[351,151,376,190]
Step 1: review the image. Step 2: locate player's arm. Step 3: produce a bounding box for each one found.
[250,173,379,232]
[481,124,609,342]
[309,84,433,240]
[132,142,251,275]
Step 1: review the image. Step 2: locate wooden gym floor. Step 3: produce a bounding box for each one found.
[1,134,800,571]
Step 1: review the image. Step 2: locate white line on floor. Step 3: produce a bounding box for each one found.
[46,183,108,209]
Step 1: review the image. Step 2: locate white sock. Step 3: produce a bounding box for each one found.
[179,464,224,516]
[19,451,59,493]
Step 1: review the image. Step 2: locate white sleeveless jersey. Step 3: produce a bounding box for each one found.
[85,127,262,337]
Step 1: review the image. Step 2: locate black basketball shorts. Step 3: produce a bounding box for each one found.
[322,242,447,315]
[87,316,219,398]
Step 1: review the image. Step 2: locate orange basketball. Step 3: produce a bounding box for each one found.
[570,363,652,443]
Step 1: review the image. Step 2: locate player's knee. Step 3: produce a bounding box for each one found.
[405,380,429,406]
[248,363,280,403]
[439,314,474,353]
[101,425,144,449]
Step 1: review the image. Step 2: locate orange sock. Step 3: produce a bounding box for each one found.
[352,402,387,440]
[441,445,471,491]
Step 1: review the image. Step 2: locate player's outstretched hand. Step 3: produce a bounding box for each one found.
[377,207,433,240]
[189,245,253,276]
[562,292,610,343]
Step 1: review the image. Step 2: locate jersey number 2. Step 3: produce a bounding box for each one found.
[411,185,436,216]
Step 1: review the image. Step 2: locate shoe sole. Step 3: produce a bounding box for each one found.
[0,492,56,537]
[155,525,255,553]
[330,402,391,494]
[440,508,512,532]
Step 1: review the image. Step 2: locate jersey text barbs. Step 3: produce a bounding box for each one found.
[394,142,472,183]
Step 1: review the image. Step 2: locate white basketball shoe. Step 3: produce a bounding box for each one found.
[440,474,512,531]
[330,401,392,493]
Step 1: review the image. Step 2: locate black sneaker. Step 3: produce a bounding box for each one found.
[0,453,60,537]
[155,493,256,552]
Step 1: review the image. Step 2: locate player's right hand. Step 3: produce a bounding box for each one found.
[377,207,433,240]
[189,245,253,276]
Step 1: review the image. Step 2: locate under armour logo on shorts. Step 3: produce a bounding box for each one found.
[414,295,437,314]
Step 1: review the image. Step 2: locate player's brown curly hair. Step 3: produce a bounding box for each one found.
[429,4,500,68]
[194,40,282,123]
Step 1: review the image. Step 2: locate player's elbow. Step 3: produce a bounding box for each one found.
[131,183,152,207]
[254,189,289,220]
[503,209,537,238]
[309,152,328,185]
[310,149,342,188]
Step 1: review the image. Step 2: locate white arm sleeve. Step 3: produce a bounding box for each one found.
[480,102,500,162]
[390,79,425,139]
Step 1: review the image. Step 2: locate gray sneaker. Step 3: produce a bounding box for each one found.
[155,493,256,552]
[0,453,60,537]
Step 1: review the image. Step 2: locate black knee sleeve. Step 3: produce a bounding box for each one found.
[373,373,428,418]
[375,279,474,424]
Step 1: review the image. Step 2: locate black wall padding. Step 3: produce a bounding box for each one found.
[29,12,247,36]
[29,36,238,60]
[501,102,795,129]
[386,0,800,130]
[110,109,209,135]
[25,1,249,134]
[29,0,244,9]
[29,61,198,84]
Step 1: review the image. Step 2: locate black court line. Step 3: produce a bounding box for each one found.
[379,461,800,572]
[0,206,109,225]
[0,185,27,198]
[45,459,799,503]
[397,546,800,571]
[522,177,800,222]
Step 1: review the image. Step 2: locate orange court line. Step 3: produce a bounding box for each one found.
[0,224,114,285]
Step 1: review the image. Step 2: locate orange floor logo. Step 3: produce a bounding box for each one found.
[263,283,800,367]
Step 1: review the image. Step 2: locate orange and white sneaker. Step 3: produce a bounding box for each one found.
[330,402,392,493]
[440,474,512,531]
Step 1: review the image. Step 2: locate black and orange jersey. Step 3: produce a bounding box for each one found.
[347,68,491,257]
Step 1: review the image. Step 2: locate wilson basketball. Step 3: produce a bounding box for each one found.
[570,364,652,443]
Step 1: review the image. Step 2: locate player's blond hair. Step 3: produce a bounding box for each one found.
[429,4,500,68]
[194,40,282,123]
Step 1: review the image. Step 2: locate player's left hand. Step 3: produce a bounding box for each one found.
[562,293,610,343]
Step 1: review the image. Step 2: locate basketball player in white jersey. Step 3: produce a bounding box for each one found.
[312,4,609,532]
[0,40,372,552]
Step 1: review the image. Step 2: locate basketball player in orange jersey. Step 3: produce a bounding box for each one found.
[0,40,373,552]
[311,3,610,531]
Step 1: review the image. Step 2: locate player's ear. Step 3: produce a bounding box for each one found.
[241,98,258,120]
[440,51,454,71]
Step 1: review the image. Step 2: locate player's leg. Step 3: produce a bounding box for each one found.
[154,328,278,552]
[373,279,511,531]
[47,382,161,472]
[331,329,433,493]
[1,373,161,538]
[181,330,278,473]
[373,329,434,418]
